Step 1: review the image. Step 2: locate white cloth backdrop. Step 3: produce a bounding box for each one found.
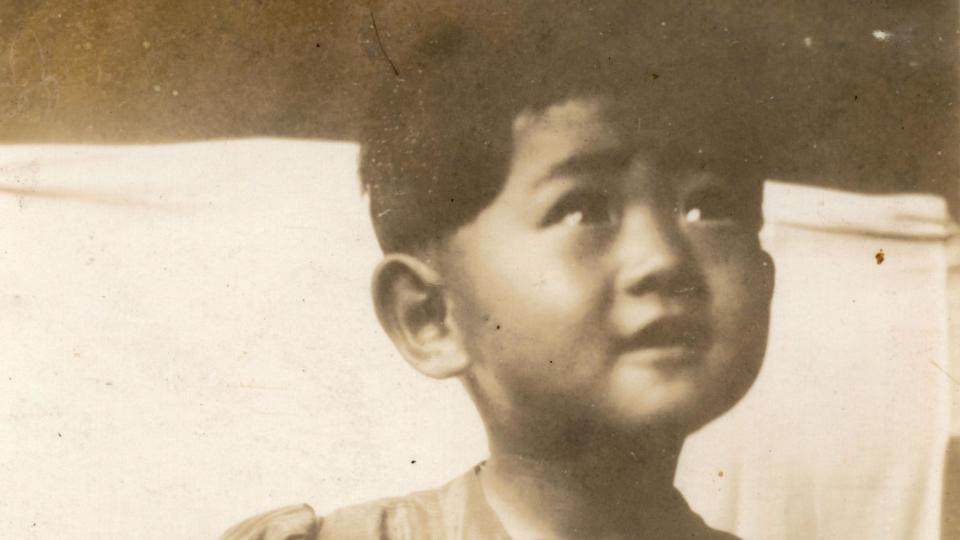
[1,140,955,539]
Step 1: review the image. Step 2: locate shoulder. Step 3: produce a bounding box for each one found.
[316,484,451,540]
[669,490,743,540]
[709,529,742,540]
[218,504,319,540]
[681,515,743,540]
[700,527,742,540]
[219,482,453,540]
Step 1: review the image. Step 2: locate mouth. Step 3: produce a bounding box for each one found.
[617,315,713,367]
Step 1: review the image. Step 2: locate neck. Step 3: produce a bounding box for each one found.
[480,427,686,540]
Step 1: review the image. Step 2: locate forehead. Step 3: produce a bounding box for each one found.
[508,97,621,180]
[507,95,759,185]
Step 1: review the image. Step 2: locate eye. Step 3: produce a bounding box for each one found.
[680,186,756,227]
[542,190,619,228]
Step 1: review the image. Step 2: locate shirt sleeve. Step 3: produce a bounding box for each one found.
[218,504,320,540]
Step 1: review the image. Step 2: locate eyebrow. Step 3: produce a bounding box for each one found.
[532,147,635,189]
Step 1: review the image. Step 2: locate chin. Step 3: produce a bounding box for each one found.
[601,356,763,436]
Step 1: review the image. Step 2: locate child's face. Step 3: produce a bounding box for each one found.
[437,96,774,438]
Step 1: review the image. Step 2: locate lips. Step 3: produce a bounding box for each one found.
[617,315,713,356]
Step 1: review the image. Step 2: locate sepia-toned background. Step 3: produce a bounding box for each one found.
[1,2,958,539]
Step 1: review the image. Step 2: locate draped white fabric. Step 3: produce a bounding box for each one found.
[1,140,955,539]
[678,181,956,540]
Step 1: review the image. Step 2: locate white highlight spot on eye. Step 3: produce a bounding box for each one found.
[562,211,584,227]
[684,208,702,223]
[803,36,813,47]
[872,30,892,42]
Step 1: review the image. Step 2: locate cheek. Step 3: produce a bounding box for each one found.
[446,239,613,386]
[709,249,772,338]
[689,231,772,330]
[699,245,772,402]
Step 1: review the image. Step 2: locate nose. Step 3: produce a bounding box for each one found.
[613,205,707,300]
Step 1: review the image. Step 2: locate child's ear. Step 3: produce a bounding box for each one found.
[371,253,469,379]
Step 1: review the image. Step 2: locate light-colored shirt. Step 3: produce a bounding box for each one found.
[220,464,739,539]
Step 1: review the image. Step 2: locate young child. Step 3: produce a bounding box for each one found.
[223,3,779,538]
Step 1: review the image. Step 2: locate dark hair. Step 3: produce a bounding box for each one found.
[358,2,786,253]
